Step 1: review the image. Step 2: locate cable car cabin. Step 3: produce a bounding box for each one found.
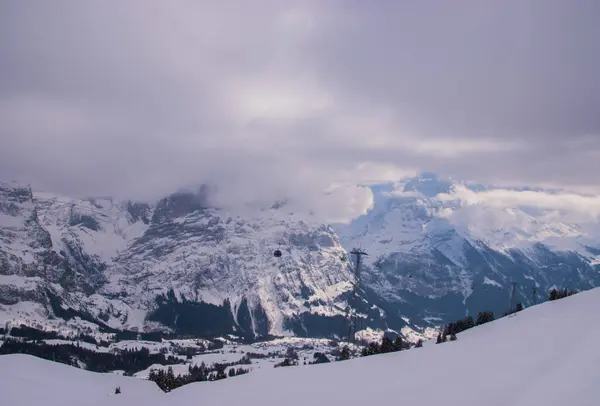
[273,249,282,258]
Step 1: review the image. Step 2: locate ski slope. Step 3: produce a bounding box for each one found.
[3,287,600,405]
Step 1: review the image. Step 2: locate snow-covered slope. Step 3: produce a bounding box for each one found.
[0,353,163,406]
[34,192,150,266]
[3,287,600,406]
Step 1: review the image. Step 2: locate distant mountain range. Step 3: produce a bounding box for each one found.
[335,173,600,328]
[1,173,599,340]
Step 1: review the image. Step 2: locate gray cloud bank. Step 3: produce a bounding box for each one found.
[1,0,599,222]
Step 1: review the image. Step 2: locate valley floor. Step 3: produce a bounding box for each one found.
[3,288,600,406]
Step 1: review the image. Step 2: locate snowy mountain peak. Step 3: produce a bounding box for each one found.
[334,176,600,326]
[402,172,453,197]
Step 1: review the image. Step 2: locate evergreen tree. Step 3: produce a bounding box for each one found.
[338,345,350,361]
[235,367,249,376]
[311,352,331,364]
[274,358,298,368]
[436,332,443,344]
[363,342,379,356]
[476,311,495,325]
[415,339,424,348]
[214,364,227,380]
[165,367,175,391]
[380,337,394,353]
[548,288,577,301]
[393,336,403,352]
[465,316,475,329]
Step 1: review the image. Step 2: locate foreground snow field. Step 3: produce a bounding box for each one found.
[3,287,600,406]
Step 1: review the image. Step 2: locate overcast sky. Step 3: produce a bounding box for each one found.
[1,0,599,221]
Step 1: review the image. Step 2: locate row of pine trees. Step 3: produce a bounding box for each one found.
[148,362,250,392]
[435,287,580,344]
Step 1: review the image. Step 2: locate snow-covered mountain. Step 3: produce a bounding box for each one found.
[1,173,600,339]
[0,181,378,339]
[334,172,600,326]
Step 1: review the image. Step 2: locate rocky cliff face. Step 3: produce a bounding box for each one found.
[0,182,71,306]
[0,183,374,339]
[102,190,369,338]
[1,174,599,340]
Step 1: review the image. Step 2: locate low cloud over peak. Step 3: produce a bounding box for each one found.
[1,1,599,223]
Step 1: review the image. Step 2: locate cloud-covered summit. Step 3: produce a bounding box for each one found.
[1,1,599,223]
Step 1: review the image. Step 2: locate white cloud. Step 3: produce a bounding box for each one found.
[318,184,375,224]
[439,185,600,222]
[1,0,599,225]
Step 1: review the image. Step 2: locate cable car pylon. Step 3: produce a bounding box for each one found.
[345,248,368,344]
